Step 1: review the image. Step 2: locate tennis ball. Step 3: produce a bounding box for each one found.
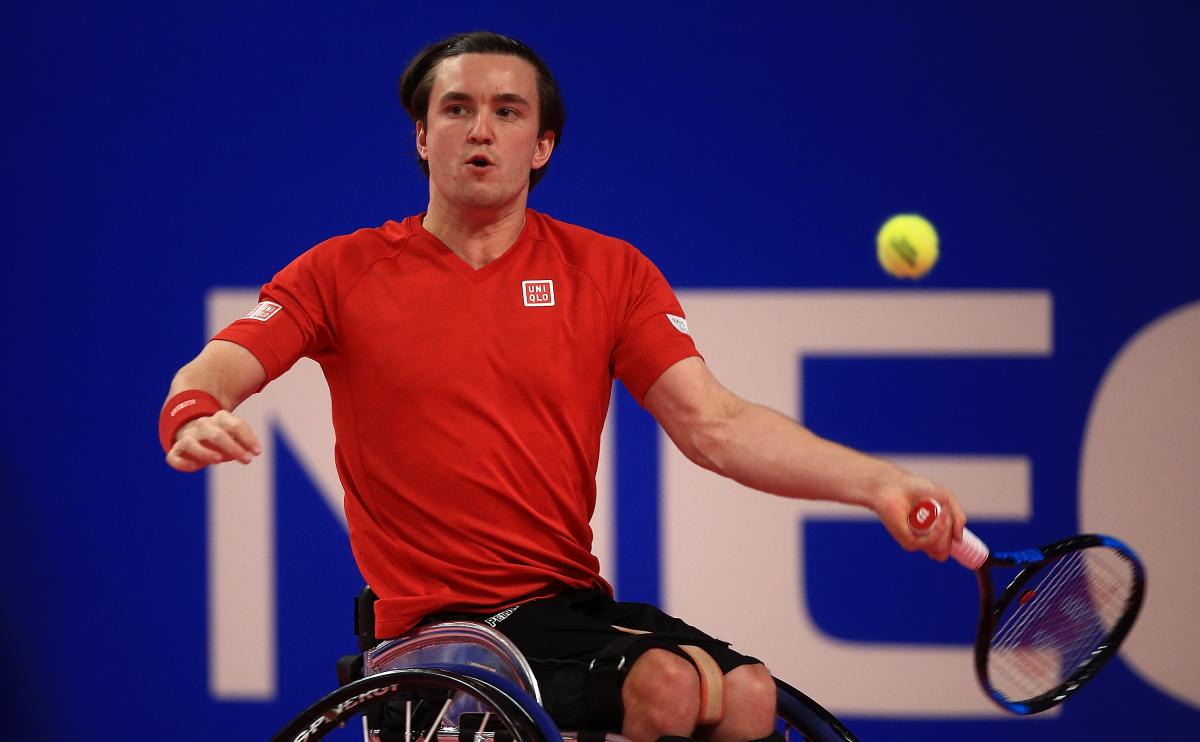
[877,213,939,279]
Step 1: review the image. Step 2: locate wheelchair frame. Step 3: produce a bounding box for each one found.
[271,608,858,742]
[271,662,856,742]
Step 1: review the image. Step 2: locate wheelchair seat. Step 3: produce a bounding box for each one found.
[365,620,542,704]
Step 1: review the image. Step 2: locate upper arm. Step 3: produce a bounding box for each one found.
[170,339,268,410]
[642,356,742,468]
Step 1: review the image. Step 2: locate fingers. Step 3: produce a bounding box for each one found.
[927,491,969,563]
[223,414,263,459]
[165,411,262,472]
[911,504,951,562]
[924,490,958,563]
[881,476,964,563]
[931,516,954,563]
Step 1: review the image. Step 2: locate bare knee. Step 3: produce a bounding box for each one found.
[622,649,700,741]
[726,663,777,716]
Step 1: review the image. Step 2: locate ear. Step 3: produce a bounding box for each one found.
[531,130,555,171]
[415,120,429,162]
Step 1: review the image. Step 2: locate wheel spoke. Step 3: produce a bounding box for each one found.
[477,711,492,742]
[422,697,453,742]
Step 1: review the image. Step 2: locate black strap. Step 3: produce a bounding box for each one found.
[336,654,364,687]
[588,632,649,674]
[355,585,379,652]
[585,633,642,726]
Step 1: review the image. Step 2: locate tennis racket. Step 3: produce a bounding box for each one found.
[908,499,1145,714]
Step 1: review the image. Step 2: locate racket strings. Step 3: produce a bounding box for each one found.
[988,548,1134,701]
[990,552,1095,696]
[993,551,1090,649]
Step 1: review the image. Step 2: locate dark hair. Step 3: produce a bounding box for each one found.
[398,31,565,189]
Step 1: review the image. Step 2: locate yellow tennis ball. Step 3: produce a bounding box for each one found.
[877,214,939,279]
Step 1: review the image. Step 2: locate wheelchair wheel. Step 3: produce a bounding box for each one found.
[774,678,858,742]
[270,664,560,742]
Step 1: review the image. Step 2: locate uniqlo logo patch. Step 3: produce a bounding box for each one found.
[244,301,282,321]
[522,280,555,307]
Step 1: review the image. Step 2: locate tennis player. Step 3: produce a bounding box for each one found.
[159,31,965,742]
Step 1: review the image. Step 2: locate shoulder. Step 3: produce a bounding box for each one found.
[526,210,654,277]
[275,215,422,284]
[302,216,419,269]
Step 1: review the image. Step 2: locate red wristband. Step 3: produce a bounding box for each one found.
[159,390,224,453]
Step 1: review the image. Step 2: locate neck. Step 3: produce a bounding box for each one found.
[422,192,529,270]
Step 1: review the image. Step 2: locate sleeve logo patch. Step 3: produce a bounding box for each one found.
[666,313,689,335]
[244,301,282,322]
[522,280,556,307]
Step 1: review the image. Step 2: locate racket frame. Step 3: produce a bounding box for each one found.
[973,534,1146,714]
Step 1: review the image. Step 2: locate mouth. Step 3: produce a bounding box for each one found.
[465,155,495,169]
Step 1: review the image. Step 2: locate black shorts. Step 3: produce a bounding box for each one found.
[434,589,761,730]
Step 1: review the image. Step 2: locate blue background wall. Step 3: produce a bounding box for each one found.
[4,2,1198,739]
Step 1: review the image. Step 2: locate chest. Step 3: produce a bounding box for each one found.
[334,259,613,396]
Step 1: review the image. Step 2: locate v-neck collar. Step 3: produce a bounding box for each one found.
[415,210,536,284]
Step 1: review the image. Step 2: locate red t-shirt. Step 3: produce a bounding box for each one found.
[215,209,699,637]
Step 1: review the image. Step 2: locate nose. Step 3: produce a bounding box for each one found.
[467,112,494,144]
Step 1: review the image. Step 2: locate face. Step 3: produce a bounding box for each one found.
[416,53,555,212]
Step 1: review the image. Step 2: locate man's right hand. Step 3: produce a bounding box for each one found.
[163,340,268,472]
[166,410,262,472]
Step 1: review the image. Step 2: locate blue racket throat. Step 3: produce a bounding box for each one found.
[993,548,1044,565]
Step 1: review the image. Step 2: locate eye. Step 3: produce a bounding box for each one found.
[497,107,517,118]
[447,104,467,116]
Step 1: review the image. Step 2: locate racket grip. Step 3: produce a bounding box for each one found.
[950,528,989,570]
[908,499,990,570]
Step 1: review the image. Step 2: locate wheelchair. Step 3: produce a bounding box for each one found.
[270,588,858,742]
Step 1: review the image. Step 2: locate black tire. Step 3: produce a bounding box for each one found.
[774,678,858,742]
[270,665,558,742]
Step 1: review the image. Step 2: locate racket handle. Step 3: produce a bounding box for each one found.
[907,499,989,570]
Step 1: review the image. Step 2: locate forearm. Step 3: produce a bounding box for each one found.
[166,340,266,411]
[647,357,965,559]
[689,398,904,513]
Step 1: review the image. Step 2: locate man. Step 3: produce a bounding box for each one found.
[160,31,965,742]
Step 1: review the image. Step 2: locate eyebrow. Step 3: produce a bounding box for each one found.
[439,91,532,107]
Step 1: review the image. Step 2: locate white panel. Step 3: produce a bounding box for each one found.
[1080,300,1200,709]
[206,290,340,700]
[593,394,617,590]
[869,456,1032,521]
[206,289,277,699]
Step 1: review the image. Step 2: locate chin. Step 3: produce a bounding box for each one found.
[454,184,520,210]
